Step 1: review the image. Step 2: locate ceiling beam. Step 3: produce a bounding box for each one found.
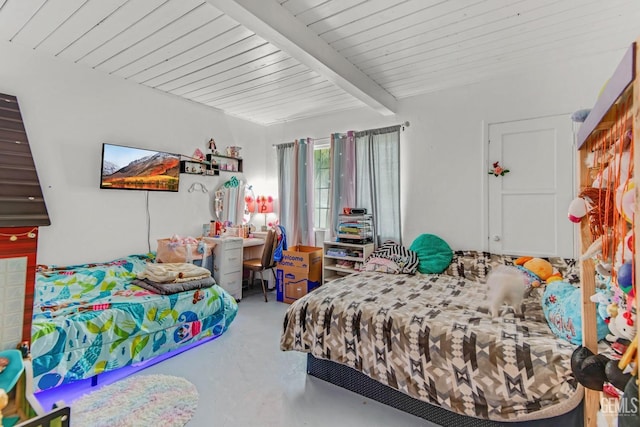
[205,0,396,116]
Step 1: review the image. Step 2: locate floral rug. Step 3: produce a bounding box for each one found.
[71,374,198,426]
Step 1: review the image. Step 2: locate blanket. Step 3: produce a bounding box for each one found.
[132,276,215,295]
[281,271,581,422]
[137,262,211,283]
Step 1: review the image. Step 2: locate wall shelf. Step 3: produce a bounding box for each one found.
[206,154,242,173]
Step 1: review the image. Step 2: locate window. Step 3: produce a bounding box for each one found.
[314,146,330,229]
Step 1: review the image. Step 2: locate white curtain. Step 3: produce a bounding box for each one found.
[328,131,356,240]
[276,139,314,246]
[355,125,401,245]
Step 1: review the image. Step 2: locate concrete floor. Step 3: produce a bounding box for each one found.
[127,289,433,427]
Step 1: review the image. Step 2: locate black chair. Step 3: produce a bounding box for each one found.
[242,229,277,302]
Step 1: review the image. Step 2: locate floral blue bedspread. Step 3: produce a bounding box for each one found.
[31,254,238,392]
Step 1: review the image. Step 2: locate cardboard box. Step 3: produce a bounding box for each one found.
[276,245,323,303]
[276,268,321,304]
[277,245,323,271]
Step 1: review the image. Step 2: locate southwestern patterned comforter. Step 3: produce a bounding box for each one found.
[32,254,238,392]
[280,255,583,422]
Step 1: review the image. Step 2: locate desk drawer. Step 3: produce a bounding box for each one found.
[222,248,242,264]
[219,272,242,292]
[223,238,244,250]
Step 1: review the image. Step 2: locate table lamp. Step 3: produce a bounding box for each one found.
[257,195,274,231]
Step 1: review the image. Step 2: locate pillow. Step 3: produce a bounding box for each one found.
[542,281,609,345]
[364,240,419,274]
[364,257,402,274]
[409,234,453,274]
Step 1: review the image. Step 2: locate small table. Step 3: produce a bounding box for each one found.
[0,350,25,427]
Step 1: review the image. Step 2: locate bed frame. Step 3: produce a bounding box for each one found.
[307,354,584,427]
[576,36,640,426]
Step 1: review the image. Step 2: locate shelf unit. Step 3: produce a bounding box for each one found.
[180,160,216,176]
[179,154,243,176]
[323,240,374,284]
[206,153,243,173]
[575,38,639,427]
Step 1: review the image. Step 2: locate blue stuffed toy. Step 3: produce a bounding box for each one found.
[542,281,609,345]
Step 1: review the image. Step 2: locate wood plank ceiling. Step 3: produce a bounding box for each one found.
[0,0,639,125]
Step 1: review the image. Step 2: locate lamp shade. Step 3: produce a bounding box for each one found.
[245,195,256,213]
[257,195,274,214]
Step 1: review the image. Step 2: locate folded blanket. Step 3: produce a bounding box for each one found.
[132,276,215,295]
[137,263,211,283]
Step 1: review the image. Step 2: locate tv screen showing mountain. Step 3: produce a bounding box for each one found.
[100,143,180,192]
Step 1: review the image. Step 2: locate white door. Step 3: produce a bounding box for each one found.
[488,115,575,258]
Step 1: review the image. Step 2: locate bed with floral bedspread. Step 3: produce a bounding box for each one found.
[31,254,237,392]
[280,251,583,423]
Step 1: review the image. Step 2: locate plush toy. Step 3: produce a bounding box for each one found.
[571,346,633,395]
[514,256,561,290]
[606,309,636,343]
[543,282,610,345]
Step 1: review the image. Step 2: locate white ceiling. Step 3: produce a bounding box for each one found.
[1,0,639,125]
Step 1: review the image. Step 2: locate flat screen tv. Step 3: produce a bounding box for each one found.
[100,143,180,192]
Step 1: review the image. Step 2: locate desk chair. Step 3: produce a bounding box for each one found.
[242,229,277,302]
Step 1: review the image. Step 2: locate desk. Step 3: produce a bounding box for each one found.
[203,237,272,300]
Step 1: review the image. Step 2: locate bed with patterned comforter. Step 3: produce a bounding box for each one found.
[31,254,238,392]
[280,252,583,422]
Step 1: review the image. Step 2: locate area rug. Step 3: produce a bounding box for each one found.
[71,374,198,427]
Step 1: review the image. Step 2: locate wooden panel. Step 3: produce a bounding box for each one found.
[0,0,46,40]
[0,93,50,228]
[182,52,295,99]
[56,0,168,61]
[382,29,634,99]
[0,226,39,346]
[351,0,595,71]
[152,35,274,90]
[35,0,130,56]
[129,25,253,84]
[113,14,238,79]
[192,64,312,103]
[278,0,328,17]
[306,0,405,37]
[319,0,442,45]
[9,0,86,48]
[81,0,206,69]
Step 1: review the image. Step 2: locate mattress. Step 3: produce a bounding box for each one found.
[280,271,583,422]
[31,254,238,392]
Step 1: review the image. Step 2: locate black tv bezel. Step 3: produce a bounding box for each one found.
[99,142,181,192]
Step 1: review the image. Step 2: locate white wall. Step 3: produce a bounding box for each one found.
[266,48,629,251]
[0,41,270,265]
[1,37,629,261]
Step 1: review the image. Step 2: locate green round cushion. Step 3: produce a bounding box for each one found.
[409,234,453,274]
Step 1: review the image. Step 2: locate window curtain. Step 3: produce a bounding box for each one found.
[328,131,356,239]
[355,125,401,245]
[276,139,314,246]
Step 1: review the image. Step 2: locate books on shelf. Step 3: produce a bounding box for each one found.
[337,213,373,243]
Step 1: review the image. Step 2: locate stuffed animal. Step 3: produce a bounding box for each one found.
[606,309,636,343]
[571,346,633,395]
[514,256,562,291]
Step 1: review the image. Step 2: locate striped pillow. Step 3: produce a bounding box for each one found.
[365,240,419,274]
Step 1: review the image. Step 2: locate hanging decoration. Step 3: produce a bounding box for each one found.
[488,161,510,177]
